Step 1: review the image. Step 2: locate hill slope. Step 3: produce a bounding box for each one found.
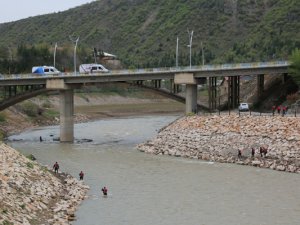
[0,0,299,67]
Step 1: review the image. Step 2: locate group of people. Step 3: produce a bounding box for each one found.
[52,162,108,196]
[238,146,268,158]
[272,105,288,116]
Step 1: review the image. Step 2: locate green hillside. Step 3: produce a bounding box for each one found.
[0,0,299,70]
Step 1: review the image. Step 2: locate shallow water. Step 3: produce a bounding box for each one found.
[8,115,300,225]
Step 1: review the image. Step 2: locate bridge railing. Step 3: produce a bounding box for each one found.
[0,61,289,79]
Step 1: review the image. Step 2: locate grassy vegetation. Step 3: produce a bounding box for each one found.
[0,112,6,122]
[43,109,59,118]
[26,162,34,169]
[18,101,39,117]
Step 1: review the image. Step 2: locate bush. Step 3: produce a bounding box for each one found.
[3,220,13,225]
[186,112,196,116]
[26,154,36,161]
[20,101,39,117]
[26,162,34,169]
[286,92,299,105]
[0,130,5,141]
[41,101,53,108]
[0,113,6,122]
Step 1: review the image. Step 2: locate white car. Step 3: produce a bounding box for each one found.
[238,103,249,111]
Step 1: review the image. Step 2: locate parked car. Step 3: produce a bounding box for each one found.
[238,103,249,111]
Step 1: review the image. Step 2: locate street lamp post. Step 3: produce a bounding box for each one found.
[201,41,205,66]
[187,29,194,69]
[176,37,179,68]
[70,36,80,75]
[53,42,58,68]
[7,46,13,74]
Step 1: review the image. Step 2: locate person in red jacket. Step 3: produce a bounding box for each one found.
[277,105,281,114]
[272,105,276,115]
[102,186,108,196]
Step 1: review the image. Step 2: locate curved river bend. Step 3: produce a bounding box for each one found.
[8,115,300,225]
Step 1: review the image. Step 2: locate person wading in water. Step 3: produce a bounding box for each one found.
[102,186,108,196]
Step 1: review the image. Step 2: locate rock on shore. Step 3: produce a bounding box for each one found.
[137,115,300,173]
[0,143,89,225]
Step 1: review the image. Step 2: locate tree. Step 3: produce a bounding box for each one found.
[289,48,300,87]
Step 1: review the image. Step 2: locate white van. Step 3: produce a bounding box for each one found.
[79,64,109,74]
[32,66,60,75]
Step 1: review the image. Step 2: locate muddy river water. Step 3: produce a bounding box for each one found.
[8,115,300,225]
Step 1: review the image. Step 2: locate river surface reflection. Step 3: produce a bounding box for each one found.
[8,115,300,225]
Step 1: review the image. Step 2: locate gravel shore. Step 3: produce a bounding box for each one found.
[137,114,300,173]
[0,143,89,225]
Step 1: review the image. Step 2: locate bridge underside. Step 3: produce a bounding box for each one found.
[0,85,49,111]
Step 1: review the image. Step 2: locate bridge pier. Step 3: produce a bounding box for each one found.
[256,74,264,101]
[282,73,288,84]
[208,77,217,111]
[174,73,198,114]
[227,76,240,109]
[60,89,74,142]
[186,84,198,114]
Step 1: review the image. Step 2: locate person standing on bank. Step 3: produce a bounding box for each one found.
[53,162,59,174]
[79,171,84,180]
[251,147,255,158]
[238,149,242,159]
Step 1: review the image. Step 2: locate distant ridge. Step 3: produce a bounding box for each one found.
[0,0,299,67]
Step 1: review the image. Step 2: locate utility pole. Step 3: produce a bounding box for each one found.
[187,29,194,69]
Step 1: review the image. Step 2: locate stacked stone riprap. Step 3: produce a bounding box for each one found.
[0,143,89,225]
[137,115,300,173]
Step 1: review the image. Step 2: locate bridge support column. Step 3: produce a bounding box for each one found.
[186,84,198,114]
[282,73,288,84]
[60,89,74,142]
[227,76,240,109]
[174,73,198,114]
[257,74,264,101]
[208,77,217,111]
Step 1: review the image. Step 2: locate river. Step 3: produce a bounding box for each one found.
[7,115,300,225]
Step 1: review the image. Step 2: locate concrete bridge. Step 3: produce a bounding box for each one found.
[0,61,289,142]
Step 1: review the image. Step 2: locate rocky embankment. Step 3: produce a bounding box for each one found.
[137,115,300,173]
[0,143,89,225]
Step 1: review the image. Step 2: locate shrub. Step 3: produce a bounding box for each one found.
[286,92,299,105]
[20,101,39,117]
[26,154,36,161]
[186,112,196,116]
[26,162,34,169]
[0,112,6,122]
[3,220,13,225]
[41,101,53,108]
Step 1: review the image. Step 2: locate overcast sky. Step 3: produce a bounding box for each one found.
[0,0,96,23]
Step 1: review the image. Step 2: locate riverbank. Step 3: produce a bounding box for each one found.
[0,94,184,137]
[0,143,89,225]
[137,114,300,173]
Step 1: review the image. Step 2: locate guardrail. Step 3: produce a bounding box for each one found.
[0,61,289,80]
